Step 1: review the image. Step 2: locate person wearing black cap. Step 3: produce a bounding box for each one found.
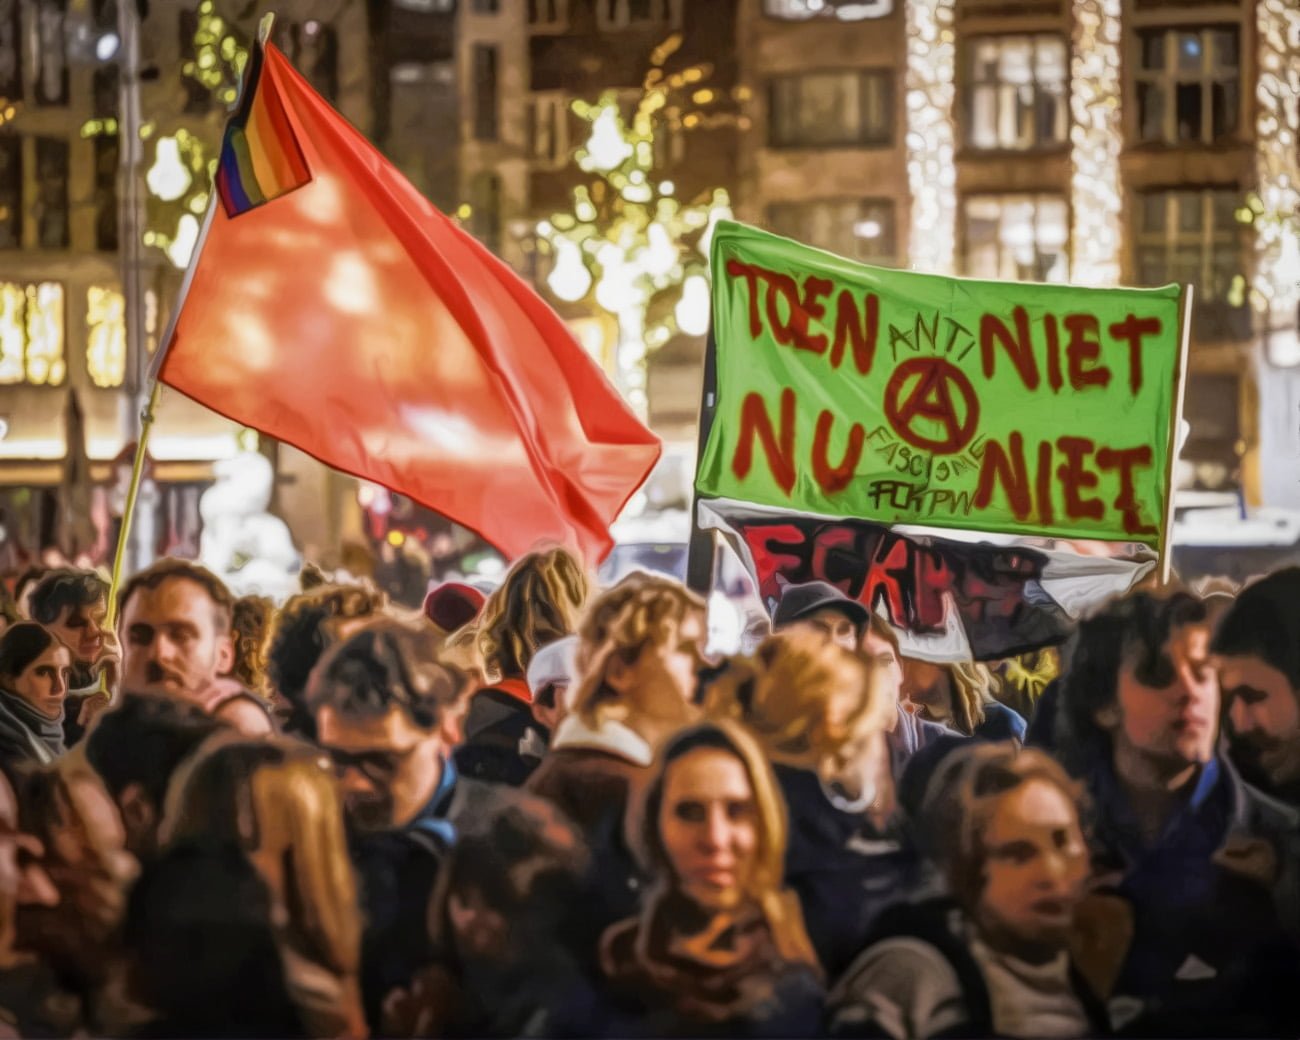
[1214,567,1300,807]
[772,581,870,651]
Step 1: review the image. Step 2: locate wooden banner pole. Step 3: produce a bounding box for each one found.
[1158,283,1194,586]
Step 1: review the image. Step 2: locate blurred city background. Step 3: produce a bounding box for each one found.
[0,0,1295,603]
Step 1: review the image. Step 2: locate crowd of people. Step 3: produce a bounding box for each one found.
[0,547,1295,1037]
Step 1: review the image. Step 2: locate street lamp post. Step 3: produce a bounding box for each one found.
[115,0,154,574]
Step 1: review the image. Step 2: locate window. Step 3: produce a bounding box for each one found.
[179,8,210,114]
[769,70,892,148]
[472,45,499,141]
[86,287,126,388]
[1135,189,1248,340]
[764,0,893,18]
[767,199,897,264]
[93,64,117,120]
[529,0,567,27]
[1135,27,1238,144]
[278,21,339,102]
[468,173,501,254]
[963,194,1069,283]
[34,136,68,249]
[0,135,19,248]
[0,0,19,99]
[1182,373,1239,477]
[94,134,117,252]
[597,0,676,30]
[0,282,64,385]
[528,93,568,166]
[33,0,67,105]
[967,35,1067,150]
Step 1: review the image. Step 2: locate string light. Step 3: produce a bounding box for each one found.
[1255,0,1300,365]
[905,0,956,275]
[1070,0,1123,286]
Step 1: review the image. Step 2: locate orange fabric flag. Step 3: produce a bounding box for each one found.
[159,41,660,564]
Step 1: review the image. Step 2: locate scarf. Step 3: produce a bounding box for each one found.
[602,891,819,1025]
[0,691,64,763]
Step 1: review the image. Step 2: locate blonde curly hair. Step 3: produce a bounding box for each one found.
[571,575,706,730]
[706,629,888,773]
[477,548,589,681]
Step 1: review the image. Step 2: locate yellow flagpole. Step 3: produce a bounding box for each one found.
[91,381,162,702]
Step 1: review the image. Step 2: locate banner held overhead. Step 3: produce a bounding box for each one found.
[696,221,1185,549]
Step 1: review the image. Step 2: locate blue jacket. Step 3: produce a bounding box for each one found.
[1084,754,1300,1036]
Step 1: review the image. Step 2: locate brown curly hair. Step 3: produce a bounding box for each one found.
[229,595,275,697]
[476,548,588,681]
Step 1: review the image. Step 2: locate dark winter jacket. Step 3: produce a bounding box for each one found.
[352,756,496,1028]
[454,679,539,786]
[774,762,921,982]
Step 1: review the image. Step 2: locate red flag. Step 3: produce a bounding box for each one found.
[159,41,660,564]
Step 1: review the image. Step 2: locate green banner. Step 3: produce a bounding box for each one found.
[696,221,1185,547]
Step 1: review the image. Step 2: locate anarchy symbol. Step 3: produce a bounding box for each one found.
[883,357,980,455]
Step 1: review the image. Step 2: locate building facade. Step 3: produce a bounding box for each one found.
[0,0,456,568]
[457,0,1292,507]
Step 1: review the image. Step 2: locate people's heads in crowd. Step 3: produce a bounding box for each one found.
[0,769,58,958]
[622,719,819,962]
[82,691,230,859]
[227,594,275,697]
[772,581,870,652]
[571,575,708,740]
[0,622,72,721]
[28,569,111,675]
[430,789,590,964]
[713,630,890,805]
[1057,590,1216,778]
[0,584,18,638]
[422,581,486,639]
[155,739,365,1038]
[527,635,578,733]
[860,616,904,721]
[1213,567,1300,794]
[13,566,48,620]
[902,658,999,737]
[919,742,1089,960]
[307,618,470,831]
[266,582,386,733]
[13,764,138,983]
[476,547,588,681]
[118,559,235,701]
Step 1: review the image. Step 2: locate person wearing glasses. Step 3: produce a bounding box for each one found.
[1053,590,1300,1037]
[305,616,479,1027]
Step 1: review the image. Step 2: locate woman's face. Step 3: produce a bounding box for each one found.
[975,778,1089,954]
[10,643,71,719]
[659,747,759,912]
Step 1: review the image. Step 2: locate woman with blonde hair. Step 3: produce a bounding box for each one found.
[902,657,1028,742]
[123,739,366,1038]
[708,629,910,979]
[527,573,708,928]
[601,719,824,1035]
[457,547,589,785]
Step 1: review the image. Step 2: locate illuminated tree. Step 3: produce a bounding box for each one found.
[1247,0,1300,365]
[530,35,736,417]
[82,1,250,269]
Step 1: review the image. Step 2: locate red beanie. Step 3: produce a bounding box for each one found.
[422,582,486,633]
